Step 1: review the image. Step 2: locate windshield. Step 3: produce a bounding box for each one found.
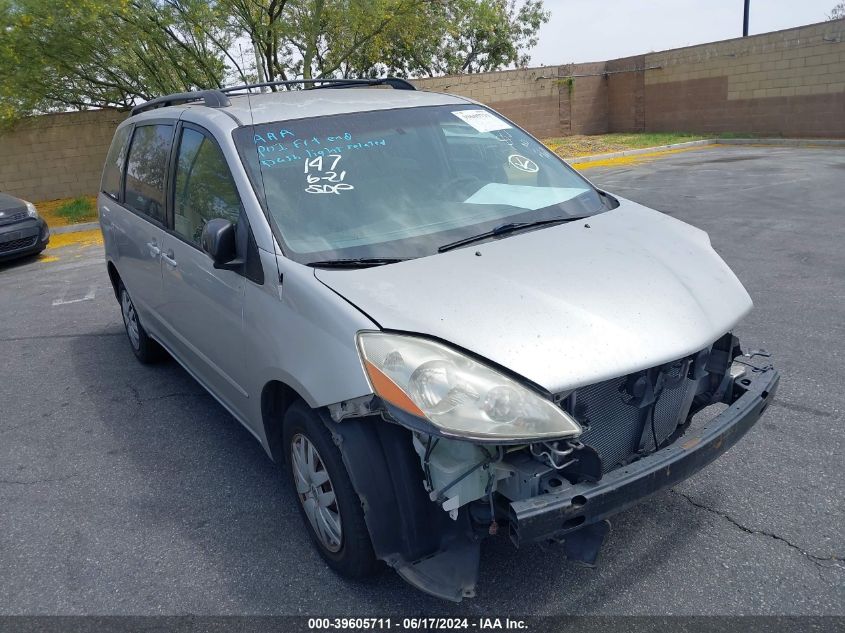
[234,104,606,264]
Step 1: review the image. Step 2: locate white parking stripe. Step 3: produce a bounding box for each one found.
[52,283,96,306]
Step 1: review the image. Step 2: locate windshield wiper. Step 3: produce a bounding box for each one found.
[307,257,408,269]
[437,216,588,253]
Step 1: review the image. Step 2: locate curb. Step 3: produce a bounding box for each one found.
[564,137,845,164]
[50,221,100,235]
[716,138,845,147]
[565,139,714,164]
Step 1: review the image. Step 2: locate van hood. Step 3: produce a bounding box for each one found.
[315,198,752,394]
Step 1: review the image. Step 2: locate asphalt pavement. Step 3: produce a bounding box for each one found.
[0,144,842,615]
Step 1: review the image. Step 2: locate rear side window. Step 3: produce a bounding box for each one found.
[101,125,131,200]
[124,124,173,223]
[173,128,241,245]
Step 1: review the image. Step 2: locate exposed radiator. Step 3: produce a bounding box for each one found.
[568,356,699,473]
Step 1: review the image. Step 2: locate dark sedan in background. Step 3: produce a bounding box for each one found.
[0,192,49,262]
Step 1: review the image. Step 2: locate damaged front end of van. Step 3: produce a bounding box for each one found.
[324,331,777,601]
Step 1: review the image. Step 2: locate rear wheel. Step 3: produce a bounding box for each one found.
[119,283,163,363]
[283,401,378,578]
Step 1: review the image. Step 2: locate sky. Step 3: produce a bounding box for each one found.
[530,0,839,65]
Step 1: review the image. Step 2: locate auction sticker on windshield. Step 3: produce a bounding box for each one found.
[452,109,512,133]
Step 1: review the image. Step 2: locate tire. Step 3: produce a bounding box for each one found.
[283,401,378,578]
[119,282,164,364]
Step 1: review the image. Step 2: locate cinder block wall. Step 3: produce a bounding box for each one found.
[607,55,646,133]
[414,19,845,139]
[415,67,564,138]
[1,19,842,202]
[642,20,845,136]
[0,110,127,202]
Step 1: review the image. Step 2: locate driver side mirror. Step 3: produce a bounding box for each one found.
[201,218,237,267]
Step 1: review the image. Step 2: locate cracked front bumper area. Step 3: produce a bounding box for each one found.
[508,366,779,546]
[328,357,778,602]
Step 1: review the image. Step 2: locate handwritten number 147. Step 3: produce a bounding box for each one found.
[304,154,354,195]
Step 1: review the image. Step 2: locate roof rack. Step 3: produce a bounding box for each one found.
[221,77,417,94]
[130,89,230,116]
[129,77,416,117]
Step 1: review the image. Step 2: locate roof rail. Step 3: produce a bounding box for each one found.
[129,77,416,117]
[220,77,417,94]
[130,89,231,117]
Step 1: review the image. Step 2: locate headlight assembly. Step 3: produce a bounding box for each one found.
[25,201,38,218]
[357,332,581,442]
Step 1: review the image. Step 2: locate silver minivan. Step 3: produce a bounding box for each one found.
[98,78,778,601]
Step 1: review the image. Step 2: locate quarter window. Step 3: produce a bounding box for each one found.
[124,124,173,223]
[101,125,131,200]
[173,128,241,246]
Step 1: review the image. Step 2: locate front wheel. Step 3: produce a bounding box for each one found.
[283,401,378,578]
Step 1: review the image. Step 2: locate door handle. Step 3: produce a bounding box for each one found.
[146,241,161,257]
[162,250,178,267]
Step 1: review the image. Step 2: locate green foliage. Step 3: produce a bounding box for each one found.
[55,196,97,223]
[0,0,237,122]
[0,0,549,122]
[556,76,574,96]
[221,0,549,81]
[332,0,551,77]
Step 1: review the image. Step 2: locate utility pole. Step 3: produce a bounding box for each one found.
[743,0,751,37]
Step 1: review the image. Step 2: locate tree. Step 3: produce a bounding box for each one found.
[327,0,550,77]
[0,0,237,120]
[210,0,550,81]
[0,0,549,122]
[427,0,549,75]
[829,2,845,19]
[219,0,445,82]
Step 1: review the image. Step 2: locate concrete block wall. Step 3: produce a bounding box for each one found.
[607,55,646,133]
[642,20,845,136]
[415,19,845,139]
[414,67,564,138]
[1,19,842,202]
[413,62,615,137]
[568,62,611,135]
[0,109,127,202]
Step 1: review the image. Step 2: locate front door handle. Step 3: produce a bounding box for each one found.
[162,250,178,268]
[147,241,161,258]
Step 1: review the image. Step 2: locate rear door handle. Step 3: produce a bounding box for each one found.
[147,241,161,257]
[162,250,178,267]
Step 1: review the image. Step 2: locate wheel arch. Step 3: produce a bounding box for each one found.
[106,260,121,300]
[261,379,306,463]
[266,384,478,596]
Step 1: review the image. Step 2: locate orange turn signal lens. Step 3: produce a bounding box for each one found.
[363,360,426,418]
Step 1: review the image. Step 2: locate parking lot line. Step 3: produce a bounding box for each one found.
[52,283,97,306]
